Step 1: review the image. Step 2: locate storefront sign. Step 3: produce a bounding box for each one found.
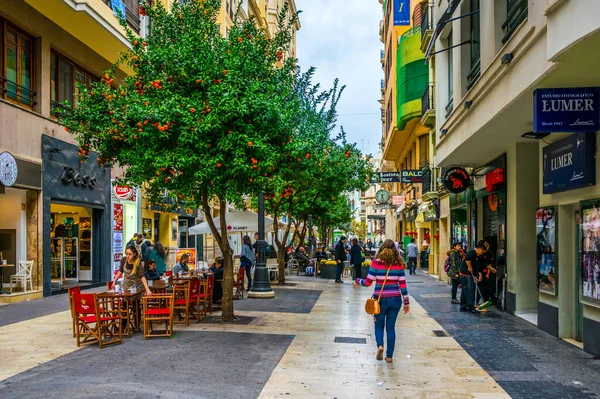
[534,87,600,133]
[142,218,152,238]
[443,167,470,193]
[378,172,401,183]
[61,167,97,189]
[422,201,439,222]
[393,0,410,26]
[0,152,18,187]
[543,133,596,194]
[374,204,393,210]
[176,248,197,270]
[392,195,405,206]
[367,215,386,221]
[536,207,557,295]
[401,170,424,183]
[485,168,505,191]
[113,204,123,231]
[112,185,134,201]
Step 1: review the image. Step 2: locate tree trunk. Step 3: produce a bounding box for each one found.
[297,217,308,247]
[202,189,235,321]
[273,205,293,285]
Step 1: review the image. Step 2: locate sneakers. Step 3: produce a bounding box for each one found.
[385,357,393,363]
[451,299,460,304]
[335,279,344,284]
[376,346,384,361]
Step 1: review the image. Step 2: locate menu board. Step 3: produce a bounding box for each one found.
[536,207,557,295]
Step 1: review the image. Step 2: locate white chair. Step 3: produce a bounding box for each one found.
[11,260,34,293]
[286,258,298,276]
[266,259,279,281]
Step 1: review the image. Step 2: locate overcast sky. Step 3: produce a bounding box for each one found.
[296,0,383,156]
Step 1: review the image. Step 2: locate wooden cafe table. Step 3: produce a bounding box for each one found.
[97,290,144,337]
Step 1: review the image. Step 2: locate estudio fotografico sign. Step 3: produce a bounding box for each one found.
[534,87,600,133]
[543,133,596,194]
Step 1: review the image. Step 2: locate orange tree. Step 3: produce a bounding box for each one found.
[58,0,299,320]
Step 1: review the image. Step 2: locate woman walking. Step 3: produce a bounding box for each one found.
[148,241,167,275]
[240,235,255,291]
[350,238,364,280]
[354,239,410,363]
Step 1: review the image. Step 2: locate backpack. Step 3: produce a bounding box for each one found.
[443,256,451,273]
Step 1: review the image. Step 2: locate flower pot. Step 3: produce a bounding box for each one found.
[319,264,337,280]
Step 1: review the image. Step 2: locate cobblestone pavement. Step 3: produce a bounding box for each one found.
[409,270,600,399]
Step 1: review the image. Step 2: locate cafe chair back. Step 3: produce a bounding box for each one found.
[10,260,34,293]
[67,286,81,338]
[73,292,122,348]
[233,267,245,299]
[142,293,175,339]
[173,281,191,326]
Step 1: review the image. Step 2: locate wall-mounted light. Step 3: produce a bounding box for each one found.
[441,129,448,136]
[464,101,472,109]
[501,53,513,65]
[521,131,550,140]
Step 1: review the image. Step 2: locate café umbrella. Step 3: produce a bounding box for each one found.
[188,211,278,235]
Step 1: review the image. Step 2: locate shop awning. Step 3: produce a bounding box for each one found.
[188,211,283,235]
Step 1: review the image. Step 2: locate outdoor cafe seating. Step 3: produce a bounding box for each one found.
[71,291,122,348]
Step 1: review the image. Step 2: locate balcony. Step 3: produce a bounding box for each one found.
[381,49,385,63]
[23,0,136,70]
[466,59,481,90]
[421,83,435,128]
[381,78,385,93]
[420,1,434,53]
[502,0,528,44]
[379,19,384,42]
[421,166,432,196]
[102,0,141,34]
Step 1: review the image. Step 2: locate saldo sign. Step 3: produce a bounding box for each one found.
[61,167,97,189]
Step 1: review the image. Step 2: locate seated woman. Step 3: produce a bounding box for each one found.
[144,259,161,281]
[172,253,190,275]
[209,256,224,303]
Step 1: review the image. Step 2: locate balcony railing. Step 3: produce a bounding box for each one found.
[381,78,385,92]
[445,97,454,119]
[502,0,528,44]
[0,76,37,107]
[466,59,481,90]
[103,0,141,34]
[380,49,385,61]
[420,3,430,40]
[421,83,434,117]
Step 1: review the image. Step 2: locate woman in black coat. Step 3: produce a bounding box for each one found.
[350,238,364,280]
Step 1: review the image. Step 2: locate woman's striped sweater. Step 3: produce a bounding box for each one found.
[357,259,409,305]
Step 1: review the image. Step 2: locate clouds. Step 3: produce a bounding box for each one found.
[296,0,383,155]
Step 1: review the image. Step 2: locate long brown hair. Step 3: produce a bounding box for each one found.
[125,245,141,275]
[376,239,404,266]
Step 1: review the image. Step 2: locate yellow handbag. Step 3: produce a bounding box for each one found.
[365,266,391,315]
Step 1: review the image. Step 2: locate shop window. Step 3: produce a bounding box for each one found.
[50,51,98,116]
[1,21,36,108]
[419,134,429,167]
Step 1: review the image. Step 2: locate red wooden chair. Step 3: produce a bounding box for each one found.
[73,292,122,348]
[198,275,214,317]
[233,267,245,299]
[165,271,173,277]
[142,293,174,339]
[188,278,202,322]
[68,286,81,338]
[173,281,191,325]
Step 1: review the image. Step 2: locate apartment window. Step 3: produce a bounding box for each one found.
[419,134,429,167]
[502,0,528,44]
[446,30,454,118]
[467,0,481,89]
[51,52,98,114]
[1,21,35,108]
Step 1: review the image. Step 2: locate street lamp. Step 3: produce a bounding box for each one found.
[248,192,275,298]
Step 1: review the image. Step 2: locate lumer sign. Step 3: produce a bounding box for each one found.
[534,87,600,133]
[542,133,596,194]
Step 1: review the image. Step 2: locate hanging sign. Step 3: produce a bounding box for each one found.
[401,170,424,183]
[543,133,596,194]
[392,195,405,206]
[443,167,470,193]
[113,204,124,231]
[0,152,18,187]
[533,87,600,133]
[378,172,401,183]
[393,0,410,26]
[112,185,134,201]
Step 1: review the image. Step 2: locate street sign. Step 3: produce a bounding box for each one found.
[378,172,401,183]
[374,204,393,210]
[400,170,423,183]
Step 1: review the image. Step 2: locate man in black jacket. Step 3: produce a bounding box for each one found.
[334,236,347,283]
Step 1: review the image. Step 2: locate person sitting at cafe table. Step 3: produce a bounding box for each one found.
[112,245,152,296]
[315,245,329,262]
[209,257,224,303]
[173,253,190,275]
[144,259,161,281]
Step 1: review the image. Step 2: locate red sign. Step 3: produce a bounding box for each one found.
[113,185,134,200]
[113,204,123,231]
[443,167,470,194]
[392,195,405,206]
[485,168,505,191]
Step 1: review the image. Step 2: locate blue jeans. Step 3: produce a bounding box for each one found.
[242,265,252,290]
[460,275,475,310]
[407,257,417,274]
[374,296,403,358]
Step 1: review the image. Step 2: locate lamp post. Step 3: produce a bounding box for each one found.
[248,192,275,298]
[307,214,313,257]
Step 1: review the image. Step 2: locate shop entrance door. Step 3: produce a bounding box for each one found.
[575,210,584,342]
[0,230,16,287]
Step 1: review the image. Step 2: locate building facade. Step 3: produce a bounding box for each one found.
[426,0,600,356]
